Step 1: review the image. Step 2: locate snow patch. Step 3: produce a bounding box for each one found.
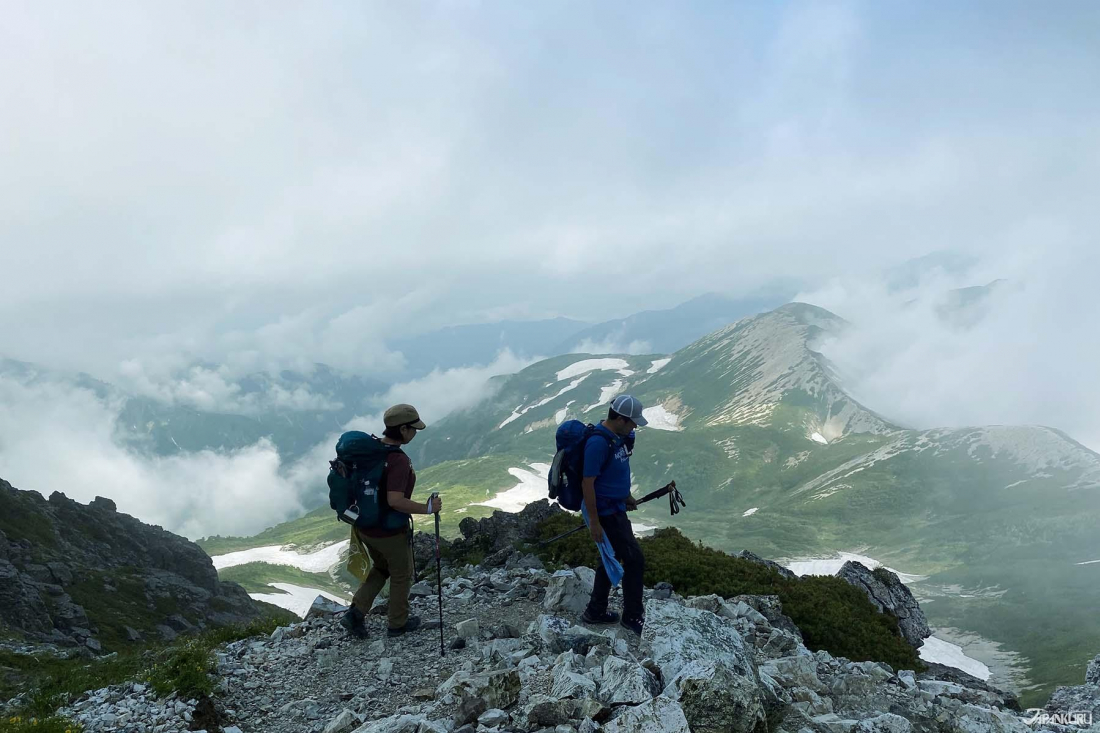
[647,358,671,374]
[474,463,553,513]
[631,522,657,535]
[557,358,634,381]
[919,636,991,680]
[498,376,589,430]
[642,405,682,432]
[248,583,349,619]
[498,405,525,430]
[585,379,624,411]
[784,552,928,584]
[742,507,759,517]
[212,541,349,574]
[810,432,828,445]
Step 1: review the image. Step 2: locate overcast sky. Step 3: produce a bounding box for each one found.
[3,1,1096,378]
[1,2,1098,536]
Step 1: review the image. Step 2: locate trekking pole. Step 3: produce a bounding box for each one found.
[537,482,683,546]
[431,492,444,658]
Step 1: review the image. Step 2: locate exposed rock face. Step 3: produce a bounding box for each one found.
[0,478,261,650]
[837,561,931,648]
[543,567,595,615]
[1088,653,1100,686]
[737,549,797,580]
[1045,652,1100,721]
[642,599,768,732]
[40,542,1069,733]
[451,499,563,561]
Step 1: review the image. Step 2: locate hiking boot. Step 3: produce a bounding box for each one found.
[387,615,422,637]
[620,616,644,635]
[340,607,367,639]
[581,608,620,625]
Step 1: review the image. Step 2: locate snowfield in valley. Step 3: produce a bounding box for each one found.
[211,541,349,573]
[249,583,349,618]
[474,463,553,513]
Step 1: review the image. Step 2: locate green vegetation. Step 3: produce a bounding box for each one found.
[198,506,348,555]
[0,714,80,733]
[63,569,184,651]
[199,454,522,560]
[218,562,350,598]
[534,515,924,672]
[200,307,1100,700]
[0,488,57,549]
[0,616,288,733]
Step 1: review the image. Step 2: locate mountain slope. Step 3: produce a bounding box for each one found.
[0,477,264,651]
[633,302,894,436]
[202,302,1100,704]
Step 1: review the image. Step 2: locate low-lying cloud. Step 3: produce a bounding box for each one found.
[118,360,346,415]
[0,349,533,540]
[0,376,307,539]
[571,337,654,357]
[801,247,1100,453]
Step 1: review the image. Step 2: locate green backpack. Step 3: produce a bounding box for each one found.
[327,431,409,531]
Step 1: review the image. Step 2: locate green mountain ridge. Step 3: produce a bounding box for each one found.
[205,302,1099,706]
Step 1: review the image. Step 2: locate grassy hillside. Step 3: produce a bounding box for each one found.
[201,304,1100,706]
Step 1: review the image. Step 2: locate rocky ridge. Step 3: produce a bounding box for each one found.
[0,478,262,651]
[53,550,1100,733]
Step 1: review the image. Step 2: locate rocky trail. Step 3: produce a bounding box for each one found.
[49,547,1100,733]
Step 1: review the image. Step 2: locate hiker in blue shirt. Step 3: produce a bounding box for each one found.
[581,394,647,634]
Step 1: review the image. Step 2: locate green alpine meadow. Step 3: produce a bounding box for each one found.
[202,302,1100,707]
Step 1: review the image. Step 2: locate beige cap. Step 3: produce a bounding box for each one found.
[383,403,427,430]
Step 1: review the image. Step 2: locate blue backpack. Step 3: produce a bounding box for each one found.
[547,420,633,511]
[327,431,409,531]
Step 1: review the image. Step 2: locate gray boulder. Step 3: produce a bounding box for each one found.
[669,659,769,733]
[350,715,425,733]
[436,669,521,711]
[836,561,931,648]
[641,599,766,733]
[603,696,691,733]
[732,594,803,640]
[451,499,563,558]
[736,550,797,579]
[543,568,596,616]
[532,614,612,654]
[600,655,661,706]
[306,596,349,619]
[1045,650,1100,721]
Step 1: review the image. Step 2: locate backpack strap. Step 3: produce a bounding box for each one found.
[582,426,628,477]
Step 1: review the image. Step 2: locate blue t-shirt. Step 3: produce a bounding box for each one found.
[583,424,632,516]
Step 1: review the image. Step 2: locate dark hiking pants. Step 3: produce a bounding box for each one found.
[585,511,645,622]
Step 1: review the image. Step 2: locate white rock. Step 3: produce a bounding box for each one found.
[760,655,825,692]
[477,709,509,727]
[543,567,596,615]
[323,709,359,733]
[349,714,424,733]
[855,713,913,733]
[643,600,766,733]
[456,618,480,639]
[603,696,691,733]
[600,655,660,705]
[550,666,598,700]
[306,596,349,619]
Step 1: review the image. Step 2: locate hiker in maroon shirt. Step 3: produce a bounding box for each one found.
[342,404,441,638]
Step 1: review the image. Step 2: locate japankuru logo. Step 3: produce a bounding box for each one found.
[1024,709,1093,727]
